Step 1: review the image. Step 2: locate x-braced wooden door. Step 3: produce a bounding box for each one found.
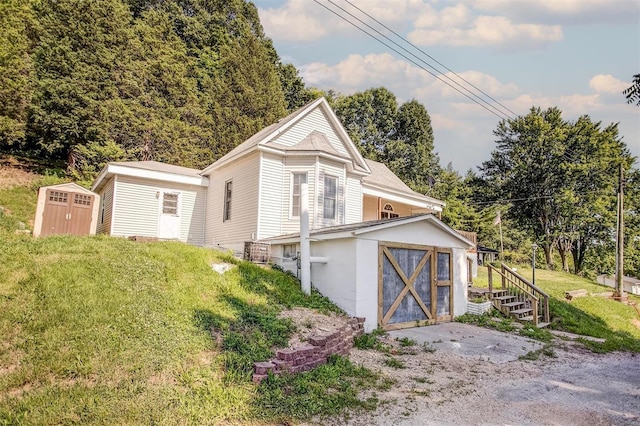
[378,242,453,330]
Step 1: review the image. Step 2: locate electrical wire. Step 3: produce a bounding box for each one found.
[341,0,519,119]
[311,0,514,121]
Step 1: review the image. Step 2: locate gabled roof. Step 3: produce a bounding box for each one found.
[201,97,370,175]
[362,159,413,193]
[92,161,208,192]
[262,214,475,248]
[361,159,445,211]
[39,182,95,195]
[269,130,346,158]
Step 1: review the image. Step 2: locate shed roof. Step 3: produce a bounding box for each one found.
[262,214,474,248]
[39,182,95,195]
[109,161,202,178]
[91,161,208,192]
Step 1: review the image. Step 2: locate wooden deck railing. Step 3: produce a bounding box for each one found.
[487,263,550,326]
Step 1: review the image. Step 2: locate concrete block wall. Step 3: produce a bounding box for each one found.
[252,317,365,383]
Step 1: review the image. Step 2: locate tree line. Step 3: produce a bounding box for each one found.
[0,0,638,278]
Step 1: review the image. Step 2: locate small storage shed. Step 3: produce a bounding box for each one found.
[267,215,475,332]
[33,182,100,237]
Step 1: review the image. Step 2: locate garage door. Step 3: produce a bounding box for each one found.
[378,242,453,330]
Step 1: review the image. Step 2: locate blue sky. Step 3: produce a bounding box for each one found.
[253,0,640,173]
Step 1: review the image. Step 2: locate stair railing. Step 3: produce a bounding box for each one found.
[486,263,549,325]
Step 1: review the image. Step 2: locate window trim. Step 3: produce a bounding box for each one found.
[290,172,308,218]
[161,192,180,216]
[223,180,232,222]
[381,203,399,219]
[322,174,338,220]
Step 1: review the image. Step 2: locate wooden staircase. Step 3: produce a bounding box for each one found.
[485,264,550,328]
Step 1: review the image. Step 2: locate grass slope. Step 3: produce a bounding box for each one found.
[0,236,380,424]
[473,266,640,352]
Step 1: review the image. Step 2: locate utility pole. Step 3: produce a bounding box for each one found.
[615,163,625,298]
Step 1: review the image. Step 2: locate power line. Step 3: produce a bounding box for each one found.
[311,0,513,121]
[341,0,519,119]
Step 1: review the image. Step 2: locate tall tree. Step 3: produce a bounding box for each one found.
[332,87,397,160]
[480,107,568,267]
[27,0,133,170]
[384,100,439,194]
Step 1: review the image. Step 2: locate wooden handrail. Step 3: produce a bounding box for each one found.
[486,263,550,325]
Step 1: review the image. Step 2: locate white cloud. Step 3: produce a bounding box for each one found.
[468,0,640,25]
[409,14,562,50]
[589,74,629,94]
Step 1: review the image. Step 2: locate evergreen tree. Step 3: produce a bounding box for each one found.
[0,0,34,151]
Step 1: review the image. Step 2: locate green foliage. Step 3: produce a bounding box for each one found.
[254,355,380,421]
[383,357,406,369]
[480,106,636,275]
[2,0,292,178]
[353,328,388,351]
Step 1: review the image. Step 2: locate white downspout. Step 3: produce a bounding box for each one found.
[300,182,311,295]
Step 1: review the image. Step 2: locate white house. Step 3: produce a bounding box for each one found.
[91,97,473,331]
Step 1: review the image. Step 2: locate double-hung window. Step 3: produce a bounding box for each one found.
[291,172,307,217]
[223,180,232,221]
[323,175,337,220]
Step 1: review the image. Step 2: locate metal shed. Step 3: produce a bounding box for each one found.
[33,183,100,237]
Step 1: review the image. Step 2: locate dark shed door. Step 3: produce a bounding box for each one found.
[41,189,94,236]
[378,242,453,330]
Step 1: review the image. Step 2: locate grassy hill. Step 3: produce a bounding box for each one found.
[2,163,640,423]
[0,235,386,424]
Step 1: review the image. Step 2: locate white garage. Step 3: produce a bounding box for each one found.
[267,214,475,332]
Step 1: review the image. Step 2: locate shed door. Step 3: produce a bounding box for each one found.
[158,191,181,240]
[41,190,71,236]
[41,190,94,236]
[378,243,454,330]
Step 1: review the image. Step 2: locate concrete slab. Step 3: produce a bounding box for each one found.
[388,322,543,363]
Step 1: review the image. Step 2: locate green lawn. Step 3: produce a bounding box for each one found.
[0,236,381,424]
[473,265,640,351]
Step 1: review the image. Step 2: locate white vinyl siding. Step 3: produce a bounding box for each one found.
[258,153,284,239]
[111,176,206,245]
[97,178,114,234]
[206,152,260,250]
[345,174,362,224]
[268,108,350,157]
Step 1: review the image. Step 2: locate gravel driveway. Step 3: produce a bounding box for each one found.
[316,323,640,426]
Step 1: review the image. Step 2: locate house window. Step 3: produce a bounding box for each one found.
[223,180,232,221]
[381,203,399,219]
[323,175,337,220]
[283,244,297,259]
[291,172,308,217]
[162,192,179,215]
